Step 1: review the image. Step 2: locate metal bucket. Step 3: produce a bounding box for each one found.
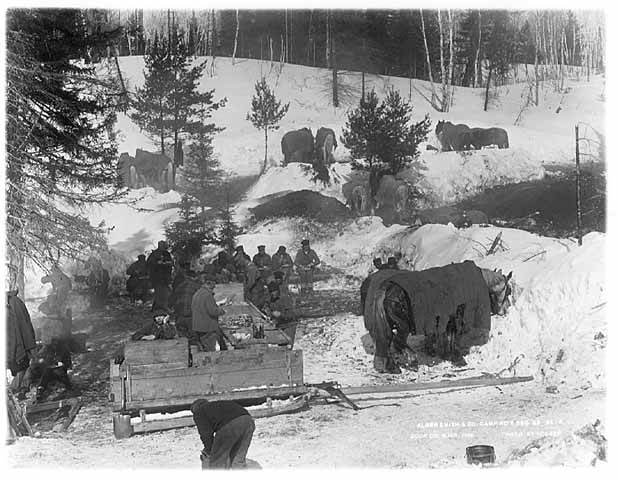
[112,413,133,439]
[466,445,495,465]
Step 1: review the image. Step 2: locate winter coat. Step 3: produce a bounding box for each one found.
[192,285,225,333]
[272,252,293,272]
[147,248,173,286]
[294,248,320,269]
[252,253,272,271]
[6,291,36,375]
[126,259,148,278]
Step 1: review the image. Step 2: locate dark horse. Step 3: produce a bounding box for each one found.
[362,262,513,373]
[435,120,473,151]
[281,128,314,165]
[470,127,509,149]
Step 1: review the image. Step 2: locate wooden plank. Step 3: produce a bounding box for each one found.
[59,399,82,431]
[120,385,309,413]
[342,375,534,396]
[26,398,77,415]
[124,338,189,366]
[131,395,309,434]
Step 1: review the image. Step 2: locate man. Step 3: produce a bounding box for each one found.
[87,258,110,309]
[7,288,36,395]
[126,254,149,303]
[131,308,177,341]
[294,239,320,295]
[271,246,293,292]
[40,265,72,316]
[232,246,251,282]
[212,251,236,283]
[244,261,268,309]
[263,281,297,346]
[252,245,272,280]
[147,240,173,312]
[170,269,200,337]
[192,274,227,352]
[191,398,255,469]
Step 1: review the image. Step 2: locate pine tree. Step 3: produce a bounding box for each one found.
[180,112,226,213]
[214,184,244,254]
[6,8,125,294]
[246,77,290,174]
[131,28,226,163]
[164,194,212,265]
[341,89,430,202]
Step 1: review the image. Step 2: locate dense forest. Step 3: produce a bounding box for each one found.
[89,9,605,87]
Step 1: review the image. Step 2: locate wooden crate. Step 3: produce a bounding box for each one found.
[111,347,304,412]
[124,338,189,368]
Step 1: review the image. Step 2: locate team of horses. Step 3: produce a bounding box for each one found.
[281,127,338,167]
[435,120,509,151]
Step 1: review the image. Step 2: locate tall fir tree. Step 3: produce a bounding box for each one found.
[341,89,430,201]
[164,194,212,265]
[214,184,244,254]
[6,8,125,294]
[131,27,226,163]
[246,77,290,174]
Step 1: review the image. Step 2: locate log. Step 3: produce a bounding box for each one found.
[341,375,533,396]
[60,399,82,431]
[26,398,76,414]
[131,395,309,434]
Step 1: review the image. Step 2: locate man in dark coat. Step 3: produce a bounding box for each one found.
[126,254,149,303]
[244,262,268,309]
[192,274,227,351]
[386,257,400,270]
[147,240,173,312]
[271,246,293,292]
[294,239,320,295]
[87,259,110,309]
[6,289,37,393]
[212,251,236,283]
[191,398,255,469]
[252,245,272,280]
[232,246,251,282]
[170,269,200,337]
[40,265,72,318]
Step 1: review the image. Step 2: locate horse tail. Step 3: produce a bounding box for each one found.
[371,285,391,358]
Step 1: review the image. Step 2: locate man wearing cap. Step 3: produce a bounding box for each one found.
[263,282,297,346]
[294,240,320,295]
[252,245,272,280]
[373,257,388,271]
[126,254,149,303]
[386,257,400,270]
[244,262,268,309]
[271,246,293,292]
[232,246,251,282]
[147,240,173,311]
[191,398,255,469]
[192,274,227,351]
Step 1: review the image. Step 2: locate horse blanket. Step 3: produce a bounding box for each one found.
[363,261,491,358]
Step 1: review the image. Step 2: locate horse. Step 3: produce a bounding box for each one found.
[362,261,513,373]
[435,120,472,151]
[470,127,509,149]
[315,127,337,165]
[281,128,314,165]
[342,181,370,216]
[375,175,411,213]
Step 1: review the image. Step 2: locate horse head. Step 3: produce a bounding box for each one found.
[435,120,445,135]
[481,268,513,316]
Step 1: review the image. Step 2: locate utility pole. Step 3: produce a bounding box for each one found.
[575,125,583,246]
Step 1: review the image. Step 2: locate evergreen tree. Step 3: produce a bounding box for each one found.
[164,194,212,265]
[341,89,430,202]
[6,8,125,294]
[246,77,290,174]
[131,28,226,164]
[214,186,244,254]
[179,112,226,213]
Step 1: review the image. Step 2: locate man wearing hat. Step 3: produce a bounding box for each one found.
[294,240,320,295]
[244,262,268,309]
[386,257,400,270]
[232,246,251,282]
[170,268,200,337]
[372,257,387,271]
[252,245,272,281]
[264,281,297,346]
[271,246,293,292]
[126,254,149,303]
[192,274,227,351]
[147,240,173,311]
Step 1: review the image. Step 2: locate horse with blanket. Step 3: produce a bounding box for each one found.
[361,261,512,373]
[435,120,509,151]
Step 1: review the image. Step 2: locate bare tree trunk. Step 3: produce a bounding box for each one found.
[447,10,455,109]
[232,9,239,64]
[484,64,492,111]
[534,12,540,106]
[420,9,439,109]
[362,71,366,102]
[475,9,482,88]
[263,128,268,174]
[575,125,582,245]
[284,9,289,63]
[331,15,338,108]
[326,10,331,68]
[307,9,313,64]
[437,10,447,111]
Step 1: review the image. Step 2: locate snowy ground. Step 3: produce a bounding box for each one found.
[11,56,607,469]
